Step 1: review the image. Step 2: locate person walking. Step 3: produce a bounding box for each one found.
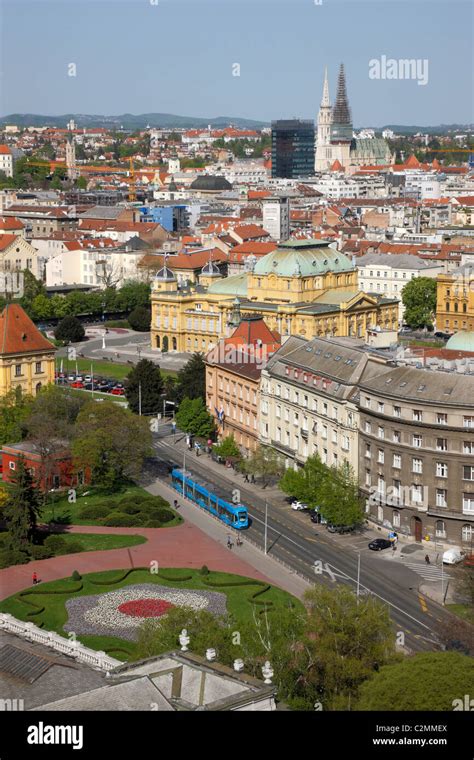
[32,571,38,585]
[425,554,430,565]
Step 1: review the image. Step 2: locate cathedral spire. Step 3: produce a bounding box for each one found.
[332,63,351,126]
[321,66,330,107]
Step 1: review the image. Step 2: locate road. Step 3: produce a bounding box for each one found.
[151,425,459,654]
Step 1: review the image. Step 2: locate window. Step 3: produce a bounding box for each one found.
[342,435,349,451]
[437,413,447,425]
[392,430,401,444]
[275,384,281,397]
[463,465,474,481]
[435,520,446,538]
[294,413,299,427]
[412,434,422,448]
[462,524,473,542]
[463,441,474,454]
[462,494,474,514]
[35,361,42,374]
[365,443,371,459]
[365,470,371,487]
[436,438,447,452]
[365,421,372,434]
[332,429,338,444]
[436,462,448,478]
[15,364,21,377]
[8,461,15,470]
[276,405,281,419]
[413,409,423,422]
[411,485,423,503]
[377,506,384,522]
[378,426,384,439]
[378,402,385,414]
[378,449,385,464]
[393,406,401,418]
[393,510,401,527]
[322,424,328,440]
[365,397,371,409]
[412,458,423,474]
[463,416,474,428]
[436,489,447,508]
[393,453,401,469]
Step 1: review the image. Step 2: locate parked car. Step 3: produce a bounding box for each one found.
[291,500,308,511]
[327,524,354,534]
[368,538,392,551]
[442,548,465,565]
[71,381,84,389]
[110,387,125,396]
[83,383,94,390]
[434,331,451,340]
[310,512,321,524]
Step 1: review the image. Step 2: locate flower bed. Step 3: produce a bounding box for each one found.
[64,584,227,642]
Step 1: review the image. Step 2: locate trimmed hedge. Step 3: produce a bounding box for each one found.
[102,513,143,527]
[78,505,111,519]
[0,549,29,569]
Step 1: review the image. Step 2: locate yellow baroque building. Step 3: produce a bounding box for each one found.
[0,303,56,397]
[436,264,474,334]
[150,240,399,353]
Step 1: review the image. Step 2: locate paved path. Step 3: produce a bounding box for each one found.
[0,522,275,601]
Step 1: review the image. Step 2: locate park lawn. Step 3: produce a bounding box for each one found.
[446,603,474,624]
[59,388,119,403]
[0,567,302,661]
[59,533,147,553]
[40,484,182,528]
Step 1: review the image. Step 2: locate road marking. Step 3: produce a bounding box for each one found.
[418,594,428,613]
[403,561,446,582]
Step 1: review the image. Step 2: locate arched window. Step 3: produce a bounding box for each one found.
[155,335,161,348]
[377,506,384,522]
[393,510,400,527]
[172,337,177,351]
[35,382,42,395]
[435,520,446,537]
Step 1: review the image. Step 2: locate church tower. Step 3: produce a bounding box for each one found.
[330,63,353,168]
[315,67,333,172]
[65,136,78,181]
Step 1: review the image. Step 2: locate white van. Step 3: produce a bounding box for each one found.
[442,548,464,565]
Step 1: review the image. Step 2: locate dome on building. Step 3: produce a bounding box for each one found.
[200,260,222,277]
[446,330,474,353]
[154,265,176,281]
[190,175,233,191]
[253,239,354,277]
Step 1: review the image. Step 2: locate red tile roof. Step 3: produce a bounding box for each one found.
[230,241,277,255]
[0,234,17,251]
[0,304,55,356]
[0,145,12,155]
[0,217,24,230]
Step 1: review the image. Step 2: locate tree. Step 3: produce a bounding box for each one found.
[72,400,152,490]
[293,585,397,710]
[76,176,87,190]
[0,387,33,446]
[175,353,206,402]
[3,456,42,549]
[356,652,474,711]
[240,445,283,487]
[319,461,365,527]
[115,281,151,311]
[175,397,215,438]
[125,359,163,415]
[402,277,437,329]
[54,316,85,343]
[280,454,328,508]
[49,294,69,319]
[128,306,151,332]
[30,294,53,320]
[212,434,241,460]
[24,386,85,500]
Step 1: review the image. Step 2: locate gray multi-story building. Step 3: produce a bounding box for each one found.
[271,120,315,179]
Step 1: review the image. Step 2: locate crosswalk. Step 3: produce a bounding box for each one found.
[401,561,447,582]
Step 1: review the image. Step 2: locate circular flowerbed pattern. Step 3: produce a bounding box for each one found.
[118,599,175,618]
[64,584,227,641]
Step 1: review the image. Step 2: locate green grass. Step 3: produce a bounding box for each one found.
[400,338,445,349]
[446,603,474,624]
[60,358,177,382]
[58,533,147,553]
[0,567,301,660]
[40,484,182,528]
[59,387,121,403]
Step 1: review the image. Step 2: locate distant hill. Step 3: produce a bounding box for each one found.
[0,112,269,130]
[365,124,473,136]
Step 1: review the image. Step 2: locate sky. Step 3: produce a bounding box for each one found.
[1,0,473,126]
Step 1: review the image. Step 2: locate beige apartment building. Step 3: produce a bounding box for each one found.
[0,304,55,397]
[259,336,388,475]
[359,366,474,548]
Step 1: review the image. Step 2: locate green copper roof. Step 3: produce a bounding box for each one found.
[207,273,248,296]
[446,330,474,353]
[253,241,354,277]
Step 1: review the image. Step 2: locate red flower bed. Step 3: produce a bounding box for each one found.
[118,599,175,618]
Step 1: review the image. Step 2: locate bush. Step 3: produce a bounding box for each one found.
[117,503,142,515]
[147,507,175,524]
[0,549,29,569]
[200,565,210,576]
[54,316,85,343]
[72,570,82,581]
[61,541,84,555]
[43,535,67,553]
[127,306,151,332]
[30,545,54,560]
[145,520,163,528]
[78,504,111,520]
[102,512,142,527]
[0,533,10,548]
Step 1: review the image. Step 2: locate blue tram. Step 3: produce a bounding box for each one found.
[171,468,248,529]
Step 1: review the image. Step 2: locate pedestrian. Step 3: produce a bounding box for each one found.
[32,571,38,585]
[227,534,233,550]
[425,554,430,565]
[250,474,255,484]
[236,535,243,547]
[173,499,179,509]
[244,473,249,483]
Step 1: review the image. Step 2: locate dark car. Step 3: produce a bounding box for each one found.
[434,331,451,340]
[327,524,355,534]
[368,538,392,551]
[310,512,321,524]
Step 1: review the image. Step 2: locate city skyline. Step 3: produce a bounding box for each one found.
[1,0,472,126]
